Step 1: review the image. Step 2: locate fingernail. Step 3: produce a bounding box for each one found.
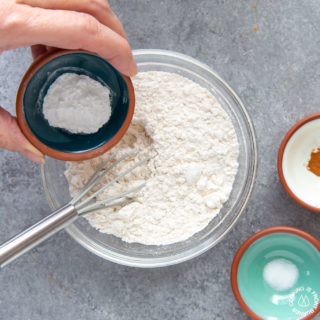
[22,143,45,164]
[38,156,45,165]
[19,149,45,164]
[25,143,43,158]
[32,156,45,165]
[129,59,138,76]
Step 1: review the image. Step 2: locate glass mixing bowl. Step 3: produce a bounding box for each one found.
[41,49,257,268]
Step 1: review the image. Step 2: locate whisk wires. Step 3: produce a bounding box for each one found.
[70,151,150,215]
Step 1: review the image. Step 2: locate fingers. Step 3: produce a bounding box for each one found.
[13,5,137,76]
[31,44,47,59]
[31,45,57,60]
[16,0,128,39]
[18,148,45,164]
[0,107,44,164]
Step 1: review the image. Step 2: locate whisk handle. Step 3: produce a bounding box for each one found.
[0,204,77,269]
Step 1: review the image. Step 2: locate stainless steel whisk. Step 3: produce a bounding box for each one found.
[0,151,149,269]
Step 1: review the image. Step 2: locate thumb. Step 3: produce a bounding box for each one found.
[0,107,45,164]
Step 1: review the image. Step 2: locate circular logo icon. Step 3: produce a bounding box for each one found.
[289,286,319,317]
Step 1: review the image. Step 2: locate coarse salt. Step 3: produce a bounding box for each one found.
[263,258,299,291]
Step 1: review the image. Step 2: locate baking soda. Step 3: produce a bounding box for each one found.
[43,73,111,134]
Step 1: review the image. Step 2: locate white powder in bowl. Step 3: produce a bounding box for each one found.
[43,73,112,134]
[65,71,239,245]
[263,258,299,291]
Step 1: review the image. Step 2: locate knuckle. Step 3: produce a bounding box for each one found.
[0,5,34,52]
[121,39,132,57]
[2,8,24,32]
[88,0,111,15]
[98,0,111,11]
[3,13,22,34]
[79,13,101,37]
[104,1,111,11]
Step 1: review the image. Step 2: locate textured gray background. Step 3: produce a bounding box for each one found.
[0,0,319,319]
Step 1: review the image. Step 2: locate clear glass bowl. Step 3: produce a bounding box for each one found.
[41,49,257,268]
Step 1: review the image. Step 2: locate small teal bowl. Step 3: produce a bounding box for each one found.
[231,227,320,320]
[16,50,135,161]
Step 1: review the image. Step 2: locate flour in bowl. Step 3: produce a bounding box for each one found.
[43,73,112,134]
[65,71,239,245]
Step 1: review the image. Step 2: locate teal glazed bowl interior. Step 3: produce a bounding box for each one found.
[16,50,134,161]
[41,49,257,268]
[231,227,320,320]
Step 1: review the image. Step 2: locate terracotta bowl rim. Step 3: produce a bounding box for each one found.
[277,112,320,212]
[16,49,135,161]
[230,226,320,320]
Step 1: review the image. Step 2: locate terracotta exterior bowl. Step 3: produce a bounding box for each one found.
[16,50,135,161]
[231,226,320,320]
[278,113,320,212]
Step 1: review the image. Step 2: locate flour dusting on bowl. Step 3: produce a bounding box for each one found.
[65,71,239,245]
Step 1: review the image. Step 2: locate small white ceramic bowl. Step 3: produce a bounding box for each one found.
[278,113,320,212]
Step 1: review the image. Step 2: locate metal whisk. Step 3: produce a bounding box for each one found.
[0,151,149,269]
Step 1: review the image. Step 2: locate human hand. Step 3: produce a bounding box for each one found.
[0,107,45,163]
[1,0,137,75]
[0,0,137,163]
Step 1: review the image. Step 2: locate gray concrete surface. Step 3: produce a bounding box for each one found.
[0,0,319,319]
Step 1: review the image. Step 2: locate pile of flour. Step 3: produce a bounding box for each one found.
[43,73,112,134]
[65,71,239,245]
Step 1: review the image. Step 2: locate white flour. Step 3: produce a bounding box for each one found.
[43,73,111,134]
[65,71,239,245]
